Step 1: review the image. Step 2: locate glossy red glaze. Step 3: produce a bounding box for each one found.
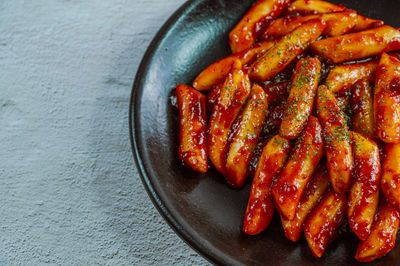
[348,132,381,240]
[271,116,324,220]
[281,163,330,242]
[374,53,400,143]
[352,14,384,32]
[280,57,321,139]
[381,143,400,211]
[304,191,347,258]
[287,0,346,14]
[207,60,251,174]
[335,88,351,114]
[176,84,208,173]
[355,201,400,262]
[247,103,286,176]
[311,26,400,63]
[193,40,276,92]
[260,81,290,106]
[325,60,378,93]
[225,85,269,188]
[263,11,364,39]
[389,77,400,97]
[243,135,291,235]
[350,80,376,140]
[206,84,222,113]
[316,85,353,194]
[229,0,290,53]
[250,19,326,81]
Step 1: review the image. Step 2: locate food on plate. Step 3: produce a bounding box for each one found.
[174,0,400,261]
[249,19,326,81]
[348,132,380,240]
[261,11,381,39]
[193,40,275,92]
[176,84,208,173]
[225,84,269,188]
[243,135,291,235]
[334,88,351,114]
[312,26,400,63]
[381,143,400,211]
[271,116,324,220]
[229,0,290,53]
[262,81,290,106]
[287,0,345,14]
[352,14,384,32]
[207,59,251,174]
[374,53,400,143]
[324,60,377,93]
[355,200,400,262]
[350,80,375,139]
[279,57,321,139]
[206,84,222,113]
[316,85,353,194]
[280,163,330,242]
[304,191,346,258]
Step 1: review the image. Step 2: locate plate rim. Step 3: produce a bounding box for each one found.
[129,0,228,265]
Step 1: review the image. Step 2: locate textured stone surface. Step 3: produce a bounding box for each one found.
[0,0,208,264]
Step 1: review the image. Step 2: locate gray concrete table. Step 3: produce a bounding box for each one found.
[0,0,208,264]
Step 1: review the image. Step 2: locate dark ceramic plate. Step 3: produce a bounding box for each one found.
[130,0,400,265]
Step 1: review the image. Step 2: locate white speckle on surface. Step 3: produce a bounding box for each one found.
[0,0,209,264]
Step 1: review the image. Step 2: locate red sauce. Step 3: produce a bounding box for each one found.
[176,85,208,173]
[248,103,285,176]
[260,81,290,106]
[254,0,291,36]
[356,202,400,262]
[206,84,222,113]
[243,135,291,235]
[304,191,346,257]
[271,116,324,219]
[389,77,400,98]
[348,136,380,239]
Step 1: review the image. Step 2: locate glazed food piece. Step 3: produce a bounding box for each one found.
[355,201,400,262]
[229,0,289,53]
[271,116,324,220]
[262,11,362,38]
[348,132,380,240]
[351,80,375,139]
[280,57,321,139]
[335,89,351,116]
[175,0,400,262]
[250,19,326,82]
[304,191,346,258]
[280,164,330,242]
[316,85,353,194]
[287,0,346,14]
[312,26,400,63]
[206,84,222,113]
[374,53,400,143]
[353,14,384,32]
[243,135,291,235]
[176,84,208,173]
[262,102,286,136]
[381,143,400,210]
[208,60,251,174]
[249,103,286,177]
[261,81,290,106]
[325,60,378,93]
[245,88,288,178]
[193,40,275,92]
[225,85,269,188]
